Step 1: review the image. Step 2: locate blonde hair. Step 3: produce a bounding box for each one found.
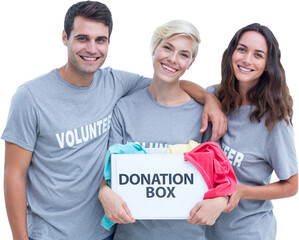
[150,20,200,60]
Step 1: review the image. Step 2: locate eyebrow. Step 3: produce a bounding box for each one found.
[165,42,192,54]
[74,34,88,38]
[74,34,108,40]
[238,43,266,55]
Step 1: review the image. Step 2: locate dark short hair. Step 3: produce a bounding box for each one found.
[64,1,113,39]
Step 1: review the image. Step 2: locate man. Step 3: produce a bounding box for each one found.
[2,1,226,240]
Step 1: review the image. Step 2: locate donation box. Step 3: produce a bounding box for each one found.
[111,148,209,219]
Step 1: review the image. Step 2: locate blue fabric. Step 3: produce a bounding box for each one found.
[103,233,114,240]
[101,142,147,230]
[29,235,113,240]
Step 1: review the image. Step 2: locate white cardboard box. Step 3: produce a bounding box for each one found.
[111,148,209,219]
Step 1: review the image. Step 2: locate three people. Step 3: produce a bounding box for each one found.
[2,1,297,240]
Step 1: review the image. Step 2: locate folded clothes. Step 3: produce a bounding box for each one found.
[184,142,237,199]
[167,140,200,154]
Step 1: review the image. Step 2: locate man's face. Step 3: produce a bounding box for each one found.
[63,16,110,76]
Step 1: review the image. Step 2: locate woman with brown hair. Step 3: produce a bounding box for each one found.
[185,23,298,239]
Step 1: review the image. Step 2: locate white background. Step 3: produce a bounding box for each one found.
[0,0,298,239]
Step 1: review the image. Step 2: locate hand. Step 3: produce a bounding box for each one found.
[200,94,227,142]
[98,183,135,224]
[223,184,245,213]
[187,196,228,225]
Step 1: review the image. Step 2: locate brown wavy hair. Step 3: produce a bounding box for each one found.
[216,23,293,131]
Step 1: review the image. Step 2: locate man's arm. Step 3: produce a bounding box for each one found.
[114,70,151,98]
[4,142,32,240]
[180,80,227,141]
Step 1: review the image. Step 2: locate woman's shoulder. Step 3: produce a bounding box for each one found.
[205,84,219,94]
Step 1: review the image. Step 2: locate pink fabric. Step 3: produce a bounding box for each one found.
[184,142,237,199]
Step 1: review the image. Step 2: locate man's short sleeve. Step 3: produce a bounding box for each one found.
[1,85,38,151]
[111,69,151,97]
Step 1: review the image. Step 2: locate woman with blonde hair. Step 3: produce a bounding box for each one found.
[98,20,230,240]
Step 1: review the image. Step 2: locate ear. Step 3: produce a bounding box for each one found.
[187,59,195,70]
[152,49,156,57]
[62,30,68,46]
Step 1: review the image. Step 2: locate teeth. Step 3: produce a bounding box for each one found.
[82,57,97,61]
[239,66,252,72]
[162,64,176,72]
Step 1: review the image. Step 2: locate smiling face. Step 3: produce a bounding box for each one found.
[232,31,268,90]
[63,16,110,77]
[152,36,194,84]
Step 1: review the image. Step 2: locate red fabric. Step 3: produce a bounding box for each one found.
[184,142,237,199]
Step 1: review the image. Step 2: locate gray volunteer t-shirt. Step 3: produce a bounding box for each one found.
[109,87,211,240]
[206,85,298,240]
[2,67,150,240]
